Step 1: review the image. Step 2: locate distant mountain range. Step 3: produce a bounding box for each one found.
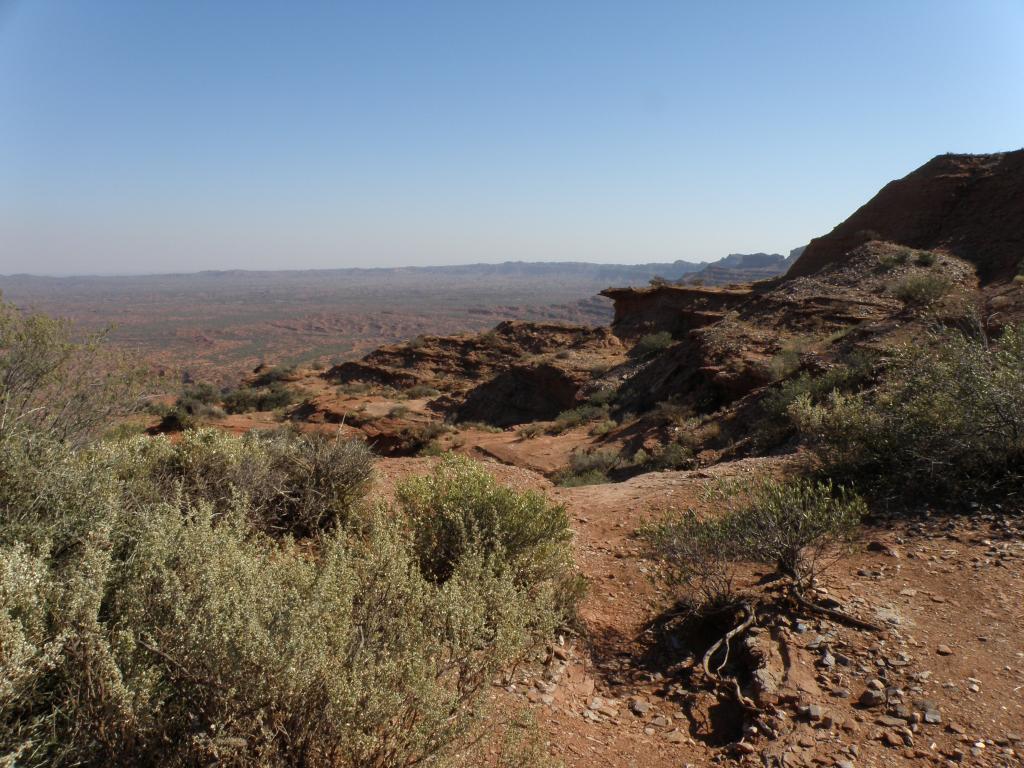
[3,250,804,288]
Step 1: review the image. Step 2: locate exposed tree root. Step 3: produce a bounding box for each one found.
[792,589,884,632]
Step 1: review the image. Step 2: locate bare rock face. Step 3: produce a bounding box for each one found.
[454,363,588,427]
[788,150,1024,283]
[599,284,752,340]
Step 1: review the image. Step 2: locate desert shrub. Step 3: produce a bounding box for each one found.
[587,386,617,406]
[251,364,296,386]
[653,399,691,426]
[893,273,951,306]
[635,331,673,356]
[915,250,937,267]
[553,448,620,486]
[791,325,1024,505]
[336,381,372,396]
[122,428,374,537]
[548,403,608,434]
[644,478,865,607]
[404,383,440,398]
[517,423,544,439]
[0,297,143,447]
[388,404,411,418]
[222,381,295,414]
[396,455,579,609]
[588,418,617,437]
[766,348,802,381]
[644,441,696,471]
[160,383,227,430]
[0,477,559,767]
[588,363,611,377]
[1,433,570,767]
[876,248,911,271]
[757,353,875,447]
[456,420,504,433]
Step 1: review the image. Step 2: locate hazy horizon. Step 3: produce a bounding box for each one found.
[2,1,1023,275]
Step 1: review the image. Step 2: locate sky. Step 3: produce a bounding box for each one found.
[1,1,1023,276]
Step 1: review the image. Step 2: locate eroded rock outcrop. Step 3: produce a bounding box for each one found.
[789,150,1024,283]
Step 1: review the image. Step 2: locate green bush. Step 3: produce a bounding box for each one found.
[635,331,673,356]
[644,478,865,605]
[120,428,375,537]
[251,365,296,386]
[893,273,951,306]
[0,435,572,767]
[756,353,875,447]
[397,455,577,594]
[876,248,911,271]
[791,325,1024,505]
[404,383,440,398]
[553,448,620,486]
[222,381,295,414]
[547,403,608,434]
[517,423,544,439]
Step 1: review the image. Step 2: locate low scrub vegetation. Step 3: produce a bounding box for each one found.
[222,381,295,414]
[553,448,620,486]
[634,331,673,357]
[791,325,1024,505]
[757,352,875,447]
[645,478,865,608]
[0,302,578,767]
[547,403,609,434]
[892,273,951,306]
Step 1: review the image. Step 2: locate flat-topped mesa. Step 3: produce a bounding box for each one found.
[788,149,1024,283]
[600,284,753,340]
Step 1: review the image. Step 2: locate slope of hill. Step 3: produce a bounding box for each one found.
[789,149,1024,282]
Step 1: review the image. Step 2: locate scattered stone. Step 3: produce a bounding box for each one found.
[650,715,670,728]
[924,709,942,725]
[808,704,824,721]
[936,645,954,656]
[630,699,651,717]
[878,715,907,727]
[860,689,885,707]
[665,729,687,743]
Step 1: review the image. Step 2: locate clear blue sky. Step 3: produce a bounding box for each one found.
[1,1,1022,275]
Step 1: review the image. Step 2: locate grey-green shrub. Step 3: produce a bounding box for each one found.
[791,325,1024,504]
[644,478,865,606]
[635,331,673,356]
[122,428,374,537]
[893,273,951,306]
[0,437,573,767]
[397,455,576,593]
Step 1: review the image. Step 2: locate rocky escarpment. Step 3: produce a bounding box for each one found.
[327,320,620,394]
[324,320,626,427]
[789,150,1024,283]
[599,285,752,340]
